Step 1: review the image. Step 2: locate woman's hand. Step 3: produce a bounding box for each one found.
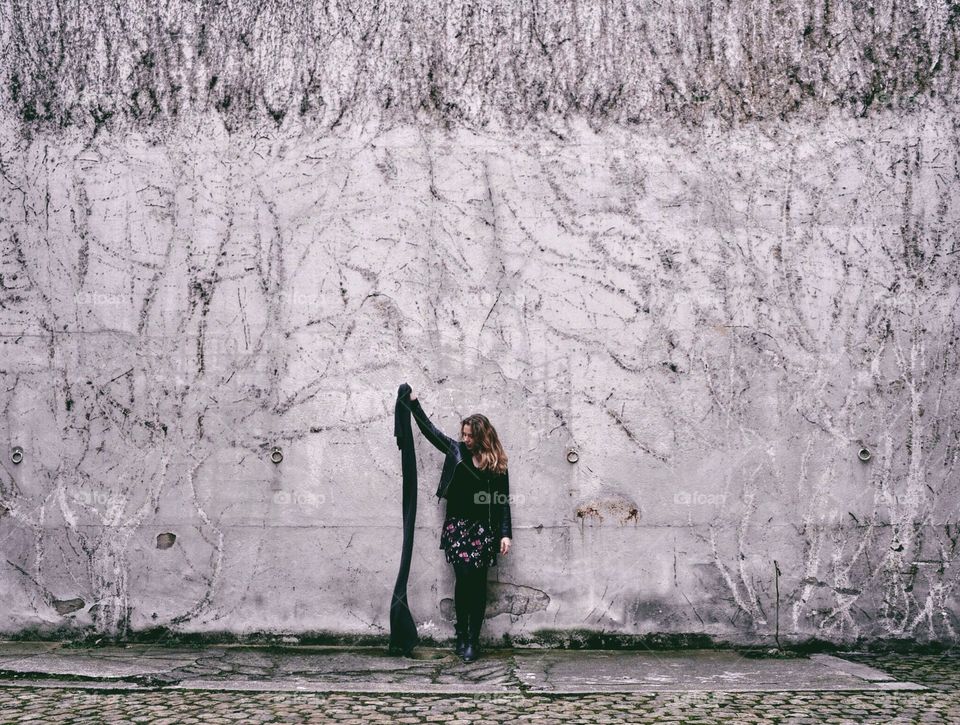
[500,537,512,555]
[409,389,417,401]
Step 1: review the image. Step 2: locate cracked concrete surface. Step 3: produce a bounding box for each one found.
[0,643,927,694]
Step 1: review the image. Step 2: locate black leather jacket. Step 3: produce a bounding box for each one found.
[409,398,513,540]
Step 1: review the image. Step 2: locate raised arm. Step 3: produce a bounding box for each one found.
[408,396,459,454]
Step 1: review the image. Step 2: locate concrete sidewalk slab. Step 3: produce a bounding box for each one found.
[0,642,926,694]
[512,650,925,693]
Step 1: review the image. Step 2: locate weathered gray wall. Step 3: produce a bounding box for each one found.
[1,1,959,646]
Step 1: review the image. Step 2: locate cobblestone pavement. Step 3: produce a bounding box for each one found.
[0,651,956,724]
[0,686,957,724]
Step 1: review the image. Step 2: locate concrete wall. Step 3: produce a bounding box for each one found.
[1,1,959,645]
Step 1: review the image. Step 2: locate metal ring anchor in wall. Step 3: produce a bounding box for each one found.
[270,447,283,464]
[858,447,871,462]
[566,449,579,464]
[11,447,23,465]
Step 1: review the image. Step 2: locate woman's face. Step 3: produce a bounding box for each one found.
[461,424,475,451]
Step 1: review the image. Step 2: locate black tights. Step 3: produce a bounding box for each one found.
[453,563,488,640]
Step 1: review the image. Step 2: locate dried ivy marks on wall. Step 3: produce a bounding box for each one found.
[2,0,958,132]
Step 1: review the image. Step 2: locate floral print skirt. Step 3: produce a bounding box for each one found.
[440,516,498,568]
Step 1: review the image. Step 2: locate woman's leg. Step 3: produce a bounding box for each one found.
[452,563,471,643]
[467,565,489,644]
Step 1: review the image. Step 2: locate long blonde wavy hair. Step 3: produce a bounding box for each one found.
[461,414,508,474]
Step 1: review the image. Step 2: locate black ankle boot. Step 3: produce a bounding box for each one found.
[462,635,480,662]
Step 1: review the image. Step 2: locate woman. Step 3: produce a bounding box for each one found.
[407,389,513,662]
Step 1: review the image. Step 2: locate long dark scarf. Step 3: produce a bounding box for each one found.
[389,383,419,656]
